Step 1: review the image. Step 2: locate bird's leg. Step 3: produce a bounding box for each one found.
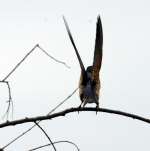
[78,97,87,114]
[78,102,83,114]
[96,102,99,115]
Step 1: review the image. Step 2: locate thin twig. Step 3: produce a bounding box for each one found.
[2,88,78,150]
[0,43,72,149]
[0,81,13,120]
[34,121,57,151]
[2,44,38,81]
[28,140,80,151]
[2,81,13,120]
[47,88,78,115]
[1,44,70,120]
[37,45,70,69]
[0,107,150,129]
[2,44,70,81]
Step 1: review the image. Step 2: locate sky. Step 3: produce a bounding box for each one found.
[0,0,150,150]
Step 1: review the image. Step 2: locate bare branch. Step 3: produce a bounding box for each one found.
[34,122,57,151]
[2,44,70,81]
[37,45,70,69]
[1,124,35,150]
[28,140,80,151]
[2,88,78,149]
[2,44,38,81]
[0,44,72,149]
[47,88,78,115]
[2,81,13,120]
[0,81,13,120]
[0,107,150,129]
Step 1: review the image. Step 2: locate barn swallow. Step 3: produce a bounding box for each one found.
[63,15,103,110]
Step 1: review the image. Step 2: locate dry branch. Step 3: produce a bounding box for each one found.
[2,88,78,150]
[2,44,69,81]
[28,140,80,151]
[34,122,57,151]
[0,81,13,120]
[0,107,150,129]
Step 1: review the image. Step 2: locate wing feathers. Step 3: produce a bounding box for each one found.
[63,16,86,72]
[92,15,103,81]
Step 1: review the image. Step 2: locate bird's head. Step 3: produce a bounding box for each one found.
[86,66,93,73]
[86,66,93,80]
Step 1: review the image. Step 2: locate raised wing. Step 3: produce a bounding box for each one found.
[63,16,86,73]
[92,15,103,82]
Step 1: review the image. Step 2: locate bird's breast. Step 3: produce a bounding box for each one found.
[79,73,100,103]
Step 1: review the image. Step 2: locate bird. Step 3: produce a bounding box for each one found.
[63,15,103,110]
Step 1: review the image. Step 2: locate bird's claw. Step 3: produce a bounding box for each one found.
[78,105,82,114]
[96,104,99,115]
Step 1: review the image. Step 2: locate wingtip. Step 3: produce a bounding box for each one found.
[97,15,100,20]
[63,16,70,34]
[62,15,67,24]
[62,15,65,21]
[96,15,103,37]
[97,15,102,25]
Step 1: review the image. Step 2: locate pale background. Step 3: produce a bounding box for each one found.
[0,0,150,150]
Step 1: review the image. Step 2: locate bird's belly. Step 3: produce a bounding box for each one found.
[86,98,96,103]
[81,86,98,103]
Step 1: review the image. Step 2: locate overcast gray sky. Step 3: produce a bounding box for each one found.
[0,0,150,150]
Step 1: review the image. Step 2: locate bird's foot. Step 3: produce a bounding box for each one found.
[78,104,82,114]
[96,104,99,115]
